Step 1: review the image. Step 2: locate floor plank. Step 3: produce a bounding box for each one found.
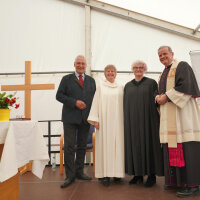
[19,166,198,200]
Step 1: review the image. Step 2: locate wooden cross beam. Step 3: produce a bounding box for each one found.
[1,61,55,118]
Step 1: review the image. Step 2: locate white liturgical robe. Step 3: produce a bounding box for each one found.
[88,80,125,178]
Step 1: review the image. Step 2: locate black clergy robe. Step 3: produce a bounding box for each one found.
[159,61,200,97]
[124,77,163,176]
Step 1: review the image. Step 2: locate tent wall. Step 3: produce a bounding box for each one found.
[0,72,159,120]
[91,10,200,72]
[0,0,85,73]
[0,0,199,73]
[0,0,199,121]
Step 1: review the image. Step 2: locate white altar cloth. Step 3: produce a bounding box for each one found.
[0,120,49,182]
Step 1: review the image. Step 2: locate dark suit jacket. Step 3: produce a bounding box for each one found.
[56,73,96,124]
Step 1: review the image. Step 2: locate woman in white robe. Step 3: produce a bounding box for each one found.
[88,65,124,186]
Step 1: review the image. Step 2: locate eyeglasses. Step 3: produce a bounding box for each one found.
[133,67,144,70]
[76,62,86,65]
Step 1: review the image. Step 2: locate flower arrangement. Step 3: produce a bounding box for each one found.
[0,92,20,109]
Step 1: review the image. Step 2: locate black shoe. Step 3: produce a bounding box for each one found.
[176,187,199,197]
[60,178,75,188]
[102,177,110,187]
[144,175,156,187]
[76,173,92,180]
[129,176,143,184]
[113,177,121,182]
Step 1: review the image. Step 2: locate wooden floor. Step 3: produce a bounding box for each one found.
[19,166,200,200]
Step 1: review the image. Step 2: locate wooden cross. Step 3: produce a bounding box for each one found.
[1,61,55,118]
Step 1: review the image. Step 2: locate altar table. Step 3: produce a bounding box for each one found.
[0,120,49,200]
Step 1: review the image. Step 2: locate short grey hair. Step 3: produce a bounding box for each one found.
[131,60,147,71]
[158,46,173,53]
[74,55,86,63]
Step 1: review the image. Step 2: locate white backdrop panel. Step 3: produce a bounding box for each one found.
[0,74,63,120]
[190,50,200,105]
[0,0,85,73]
[0,72,160,121]
[190,50,200,89]
[91,10,200,72]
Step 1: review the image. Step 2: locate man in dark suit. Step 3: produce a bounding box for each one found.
[56,55,96,188]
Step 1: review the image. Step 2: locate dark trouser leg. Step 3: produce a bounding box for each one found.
[75,122,90,175]
[163,144,186,187]
[63,123,77,179]
[163,142,200,187]
[183,142,200,186]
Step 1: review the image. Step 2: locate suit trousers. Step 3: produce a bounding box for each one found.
[63,122,90,179]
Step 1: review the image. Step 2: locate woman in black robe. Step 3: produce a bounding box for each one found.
[124,60,163,187]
